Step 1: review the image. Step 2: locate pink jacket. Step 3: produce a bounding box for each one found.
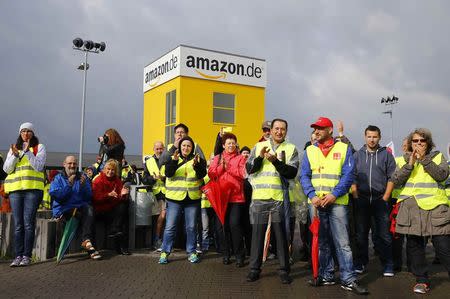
[208,150,246,203]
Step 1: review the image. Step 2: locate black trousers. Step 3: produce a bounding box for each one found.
[95,201,129,248]
[407,234,450,284]
[249,221,290,275]
[215,203,245,260]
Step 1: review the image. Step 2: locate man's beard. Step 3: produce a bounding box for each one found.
[66,168,77,176]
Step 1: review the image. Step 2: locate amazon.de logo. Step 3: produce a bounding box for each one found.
[186,55,262,80]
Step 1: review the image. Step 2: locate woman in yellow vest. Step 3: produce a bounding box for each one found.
[3,122,46,267]
[391,128,450,294]
[158,136,207,264]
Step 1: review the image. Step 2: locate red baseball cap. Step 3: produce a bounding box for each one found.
[310,117,333,128]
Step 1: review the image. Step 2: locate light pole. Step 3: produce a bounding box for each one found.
[73,38,106,171]
[380,95,399,143]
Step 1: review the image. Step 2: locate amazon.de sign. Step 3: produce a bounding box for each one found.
[143,45,266,92]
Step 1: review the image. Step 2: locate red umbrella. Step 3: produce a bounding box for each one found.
[262,213,272,262]
[201,179,230,225]
[309,207,320,285]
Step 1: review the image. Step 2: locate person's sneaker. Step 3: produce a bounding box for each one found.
[383,267,395,277]
[188,253,200,263]
[159,252,169,264]
[354,264,365,274]
[19,256,31,267]
[196,247,203,254]
[10,256,22,267]
[413,283,430,294]
[341,281,369,295]
[308,277,336,287]
[267,253,277,260]
[153,239,162,251]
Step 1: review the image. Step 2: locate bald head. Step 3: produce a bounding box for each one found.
[63,155,78,176]
[154,141,165,158]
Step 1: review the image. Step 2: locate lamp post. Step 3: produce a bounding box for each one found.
[73,38,106,171]
[380,95,399,143]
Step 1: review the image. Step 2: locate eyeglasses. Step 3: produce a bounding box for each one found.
[412,138,426,143]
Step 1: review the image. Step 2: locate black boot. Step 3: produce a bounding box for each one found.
[113,233,131,255]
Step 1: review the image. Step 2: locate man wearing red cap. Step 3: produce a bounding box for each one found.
[300,117,368,295]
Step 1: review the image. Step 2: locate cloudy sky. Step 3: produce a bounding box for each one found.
[1,1,449,159]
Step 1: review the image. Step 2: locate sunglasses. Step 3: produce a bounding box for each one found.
[262,128,270,132]
[412,138,426,143]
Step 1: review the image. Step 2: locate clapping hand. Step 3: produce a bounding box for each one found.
[10,144,19,157]
[173,149,180,160]
[264,151,277,163]
[193,154,200,166]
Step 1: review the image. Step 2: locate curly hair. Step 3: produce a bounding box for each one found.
[406,128,435,154]
[103,159,120,177]
[221,132,237,145]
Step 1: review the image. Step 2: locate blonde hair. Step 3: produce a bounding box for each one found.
[103,159,119,177]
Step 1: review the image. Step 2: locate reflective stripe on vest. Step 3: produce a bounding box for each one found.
[306,142,349,205]
[397,153,448,210]
[250,140,296,201]
[4,147,45,193]
[165,159,202,200]
[145,157,166,195]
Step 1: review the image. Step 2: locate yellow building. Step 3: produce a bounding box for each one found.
[142,45,266,158]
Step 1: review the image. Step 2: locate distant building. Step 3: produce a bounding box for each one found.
[142,45,266,157]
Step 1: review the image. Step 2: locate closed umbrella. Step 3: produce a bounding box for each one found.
[201,180,230,225]
[309,206,320,285]
[56,208,79,264]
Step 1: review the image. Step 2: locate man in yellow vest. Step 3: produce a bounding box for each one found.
[300,116,368,295]
[246,118,299,284]
[143,141,167,250]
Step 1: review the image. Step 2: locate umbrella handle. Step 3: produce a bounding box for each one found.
[72,208,78,217]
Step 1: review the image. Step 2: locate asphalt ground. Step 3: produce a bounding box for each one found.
[1,247,449,299]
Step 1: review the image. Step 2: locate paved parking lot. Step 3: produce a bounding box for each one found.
[1,248,449,298]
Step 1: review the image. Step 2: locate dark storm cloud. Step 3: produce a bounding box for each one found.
[1,0,449,159]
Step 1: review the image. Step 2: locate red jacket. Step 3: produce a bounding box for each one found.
[92,172,124,212]
[208,150,246,203]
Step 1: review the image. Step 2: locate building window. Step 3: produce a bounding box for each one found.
[165,90,176,145]
[213,92,235,124]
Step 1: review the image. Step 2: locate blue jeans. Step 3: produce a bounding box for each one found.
[354,196,393,270]
[201,207,215,250]
[162,200,200,255]
[309,204,356,284]
[9,190,42,257]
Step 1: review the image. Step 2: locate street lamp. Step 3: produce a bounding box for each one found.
[380,95,399,143]
[73,37,106,171]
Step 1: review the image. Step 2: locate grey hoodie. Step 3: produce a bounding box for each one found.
[353,145,396,199]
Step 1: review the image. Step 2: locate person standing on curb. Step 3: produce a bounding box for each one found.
[352,125,396,276]
[300,116,368,295]
[4,122,46,267]
[246,118,299,284]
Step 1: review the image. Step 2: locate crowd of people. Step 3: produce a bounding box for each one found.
[1,118,449,295]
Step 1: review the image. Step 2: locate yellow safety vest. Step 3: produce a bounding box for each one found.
[397,153,448,210]
[4,147,45,193]
[201,175,212,208]
[391,156,406,199]
[41,183,51,209]
[306,142,349,205]
[250,140,296,201]
[145,156,166,195]
[121,165,132,180]
[165,158,202,201]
